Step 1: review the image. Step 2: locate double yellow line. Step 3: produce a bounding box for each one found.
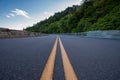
[40,36,78,80]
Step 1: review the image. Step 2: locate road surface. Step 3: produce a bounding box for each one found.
[0,35,120,80]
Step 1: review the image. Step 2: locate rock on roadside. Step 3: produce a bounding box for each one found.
[0,28,46,38]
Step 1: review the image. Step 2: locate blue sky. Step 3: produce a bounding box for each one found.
[0,0,82,30]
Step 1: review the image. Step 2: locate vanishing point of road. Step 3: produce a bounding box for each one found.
[0,35,120,80]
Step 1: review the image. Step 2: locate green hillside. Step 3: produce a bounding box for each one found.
[26,0,120,33]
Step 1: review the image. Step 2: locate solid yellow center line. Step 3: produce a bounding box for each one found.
[59,37,78,80]
[40,36,58,80]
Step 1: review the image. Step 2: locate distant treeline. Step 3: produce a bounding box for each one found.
[26,0,120,33]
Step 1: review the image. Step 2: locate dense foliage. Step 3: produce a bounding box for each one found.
[26,0,120,33]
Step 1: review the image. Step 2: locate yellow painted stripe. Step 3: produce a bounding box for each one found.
[59,37,78,80]
[40,36,58,80]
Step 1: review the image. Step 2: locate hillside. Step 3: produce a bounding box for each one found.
[26,0,120,33]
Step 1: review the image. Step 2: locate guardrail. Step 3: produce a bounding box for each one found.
[61,30,120,39]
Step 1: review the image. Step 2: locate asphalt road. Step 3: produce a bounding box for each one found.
[60,35,120,80]
[0,35,56,80]
[0,35,120,80]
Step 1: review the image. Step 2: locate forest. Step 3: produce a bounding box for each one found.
[26,0,120,33]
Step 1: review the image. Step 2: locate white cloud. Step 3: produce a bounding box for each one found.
[6,13,15,18]
[9,13,15,17]
[44,12,53,15]
[6,9,31,19]
[68,0,82,5]
[43,12,54,18]
[12,9,31,19]
[6,15,10,18]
